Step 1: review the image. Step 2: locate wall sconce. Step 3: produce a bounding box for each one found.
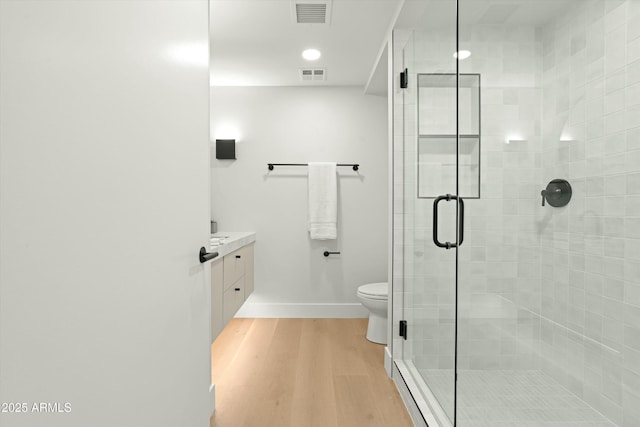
[215,139,236,160]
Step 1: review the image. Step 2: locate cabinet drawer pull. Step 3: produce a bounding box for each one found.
[235,255,241,258]
[235,288,241,291]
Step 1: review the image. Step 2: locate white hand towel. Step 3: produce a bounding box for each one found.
[308,162,337,240]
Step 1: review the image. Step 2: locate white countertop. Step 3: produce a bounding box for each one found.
[209,231,256,259]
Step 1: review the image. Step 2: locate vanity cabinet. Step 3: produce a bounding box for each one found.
[211,258,224,341]
[223,246,246,289]
[211,242,254,343]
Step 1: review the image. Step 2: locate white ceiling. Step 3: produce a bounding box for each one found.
[210,0,578,89]
[396,0,576,30]
[210,0,402,87]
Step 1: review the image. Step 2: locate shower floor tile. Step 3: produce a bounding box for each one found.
[420,369,617,427]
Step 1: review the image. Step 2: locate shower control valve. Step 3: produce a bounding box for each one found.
[541,179,572,208]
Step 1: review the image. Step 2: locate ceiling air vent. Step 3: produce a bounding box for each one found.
[292,0,332,24]
[300,68,326,82]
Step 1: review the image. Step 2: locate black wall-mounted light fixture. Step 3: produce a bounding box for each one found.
[215,139,236,160]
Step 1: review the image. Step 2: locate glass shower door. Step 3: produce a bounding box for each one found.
[398,1,461,423]
[398,1,637,426]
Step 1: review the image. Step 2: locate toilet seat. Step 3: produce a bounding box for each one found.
[357,282,388,300]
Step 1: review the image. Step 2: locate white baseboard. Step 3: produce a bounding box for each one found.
[235,302,368,318]
[209,383,215,417]
[385,346,392,377]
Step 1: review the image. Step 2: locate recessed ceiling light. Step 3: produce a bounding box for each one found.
[453,50,471,60]
[302,48,321,61]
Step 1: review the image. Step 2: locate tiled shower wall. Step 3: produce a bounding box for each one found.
[456,26,543,371]
[539,1,640,425]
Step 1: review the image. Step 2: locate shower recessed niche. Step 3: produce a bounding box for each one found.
[417,73,480,199]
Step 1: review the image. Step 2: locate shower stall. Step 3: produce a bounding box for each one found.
[392,0,640,426]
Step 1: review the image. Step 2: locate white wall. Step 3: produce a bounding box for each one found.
[210,86,388,317]
[0,2,211,426]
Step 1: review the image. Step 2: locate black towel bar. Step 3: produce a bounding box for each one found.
[268,163,359,171]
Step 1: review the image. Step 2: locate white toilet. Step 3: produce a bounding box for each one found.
[357,282,388,344]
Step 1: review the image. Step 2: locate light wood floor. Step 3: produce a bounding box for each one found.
[210,318,414,427]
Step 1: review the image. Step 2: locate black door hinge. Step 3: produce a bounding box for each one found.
[399,320,407,340]
[400,68,408,89]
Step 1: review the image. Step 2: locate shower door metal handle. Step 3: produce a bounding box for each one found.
[433,194,464,249]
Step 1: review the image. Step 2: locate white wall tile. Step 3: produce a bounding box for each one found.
[607,68,627,93]
[605,110,628,135]
[627,127,640,151]
[626,217,640,239]
[627,196,640,215]
[605,196,626,216]
[606,88,627,114]
[626,150,640,173]
[604,152,627,174]
[627,104,640,129]
[629,37,640,64]
[628,172,640,193]
[627,59,640,86]
[605,174,628,195]
[606,26,628,74]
